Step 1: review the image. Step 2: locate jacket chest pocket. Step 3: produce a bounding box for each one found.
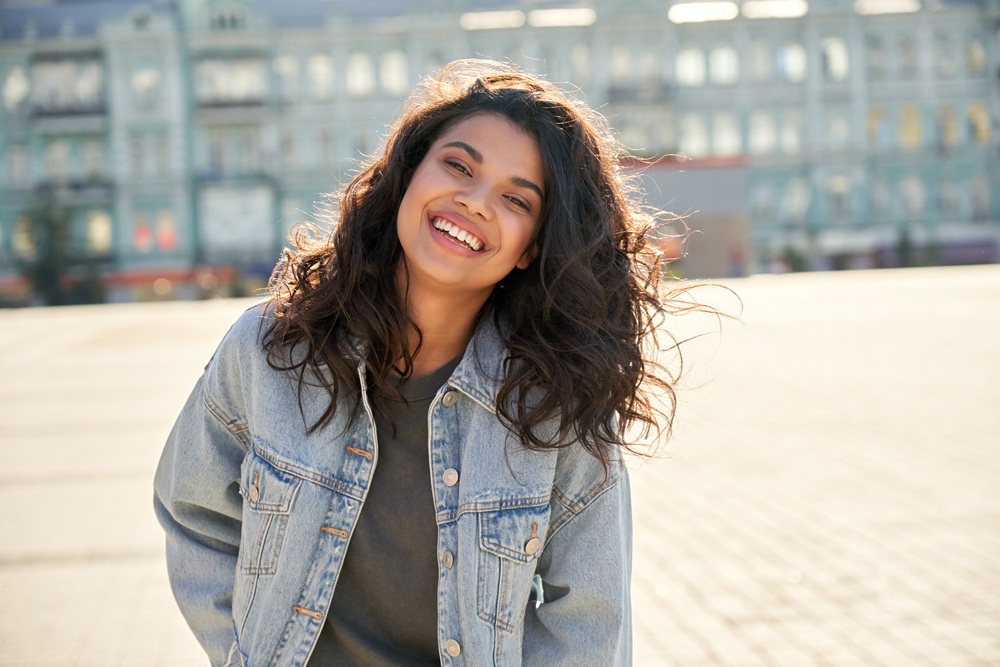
[476,503,550,635]
[239,452,302,575]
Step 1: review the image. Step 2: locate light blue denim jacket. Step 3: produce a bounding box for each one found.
[153,304,632,667]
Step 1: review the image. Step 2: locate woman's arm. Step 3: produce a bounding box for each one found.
[522,462,633,666]
[153,367,249,667]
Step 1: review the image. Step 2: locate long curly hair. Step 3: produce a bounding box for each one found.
[263,59,687,469]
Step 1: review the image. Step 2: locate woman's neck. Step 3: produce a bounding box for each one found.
[401,281,489,377]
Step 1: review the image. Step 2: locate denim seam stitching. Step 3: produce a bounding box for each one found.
[203,391,251,452]
[252,445,365,500]
[546,477,621,542]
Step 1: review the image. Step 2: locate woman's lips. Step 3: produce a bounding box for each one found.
[430,216,485,251]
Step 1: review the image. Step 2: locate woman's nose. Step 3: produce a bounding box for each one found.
[455,183,492,220]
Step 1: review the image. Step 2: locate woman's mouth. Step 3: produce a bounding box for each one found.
[431,217,484,252]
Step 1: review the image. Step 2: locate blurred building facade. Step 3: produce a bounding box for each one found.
[0,0,997,302]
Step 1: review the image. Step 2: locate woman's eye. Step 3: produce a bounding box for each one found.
[506,196,530,212]
[446,160,470,176]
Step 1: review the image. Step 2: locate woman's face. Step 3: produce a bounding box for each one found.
[396,114,544,302]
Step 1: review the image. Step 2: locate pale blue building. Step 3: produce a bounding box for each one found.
[1,0,997,302]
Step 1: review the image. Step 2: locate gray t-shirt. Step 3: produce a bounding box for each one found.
[307,355,462,666]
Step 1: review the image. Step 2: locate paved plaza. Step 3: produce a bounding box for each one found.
[0,265,997,666]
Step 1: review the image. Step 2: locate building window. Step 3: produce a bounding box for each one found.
[346,52,375,97]
[709,46,739,86]
[971,174,989,221]
[45,139,69,183]
[130,66,162,109]
[8,143,30,187]
[86,210,112,254]
[780,108,802,154]
[867,35,885,81]
[781,178,811,226]
[610,46,633,87]
[207,128,226,177]
[156,134,170,177]
[871,178,890,220]
[828,175,851,222]
[13,215,36,259]
[31,58,104,114]
[676,47,706,87]
[4,66,29,112]
[231,127,255,173]
[898,106,922,148]
[939,176,959,218]
[380,50,409,96]
[308,55,334,100]
[964,38,985,75]
[712,111,741,155]
[899,37,917,80]
[130,132,145,179]
[967,103,989,144]
[866,106,890,149]
[157,209,176,251]
[273,56,299,100]
[133,210,152,252]
[776,43,806,83]
[195,59,267,105]
[901,175,924,220]
[748,111,775,154]
[82,139,104,180]
[821,38,849,82]
[934,33,954,78]
[937,106,959,147]
[750,41,772,81]
[751,183,776,224]
[827,106,850,149]
[679,113,708,157]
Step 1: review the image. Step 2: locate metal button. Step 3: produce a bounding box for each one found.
[441,390,459,407]
[445,639,461,657]
[525,537,542,555]
[442,550,454,569]
[248,485,259,502]
[443,468,459,487]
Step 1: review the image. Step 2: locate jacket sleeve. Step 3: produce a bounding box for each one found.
[153,344,251,667]
[522,461,633,666]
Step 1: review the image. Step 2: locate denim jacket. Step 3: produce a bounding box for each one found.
[153,304,632,667]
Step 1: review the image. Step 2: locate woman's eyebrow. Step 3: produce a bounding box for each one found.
[442,141,483,164]
[442,141,543,199]
[511,176,543,200]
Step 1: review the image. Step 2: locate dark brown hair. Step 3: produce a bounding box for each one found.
[263,60,687,469]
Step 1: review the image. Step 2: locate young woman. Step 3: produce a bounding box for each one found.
[154,60,677,667]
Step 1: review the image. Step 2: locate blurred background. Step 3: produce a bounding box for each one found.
[0,0,997,307]
[0,3,998,666]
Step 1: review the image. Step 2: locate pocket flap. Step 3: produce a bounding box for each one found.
[478,502,550,564]
[240,451,302,514]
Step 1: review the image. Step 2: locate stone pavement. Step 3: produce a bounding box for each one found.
[0,265,997,666]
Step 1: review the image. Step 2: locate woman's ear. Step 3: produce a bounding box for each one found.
[516,243,539,270]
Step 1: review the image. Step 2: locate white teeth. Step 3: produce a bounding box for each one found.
[432,217,483,251]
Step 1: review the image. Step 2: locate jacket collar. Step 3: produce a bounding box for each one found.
[349,318,508,415]
[447,318,507,415]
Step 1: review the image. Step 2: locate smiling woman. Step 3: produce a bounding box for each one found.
[396,114,543,318]
[154,60,691,667]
